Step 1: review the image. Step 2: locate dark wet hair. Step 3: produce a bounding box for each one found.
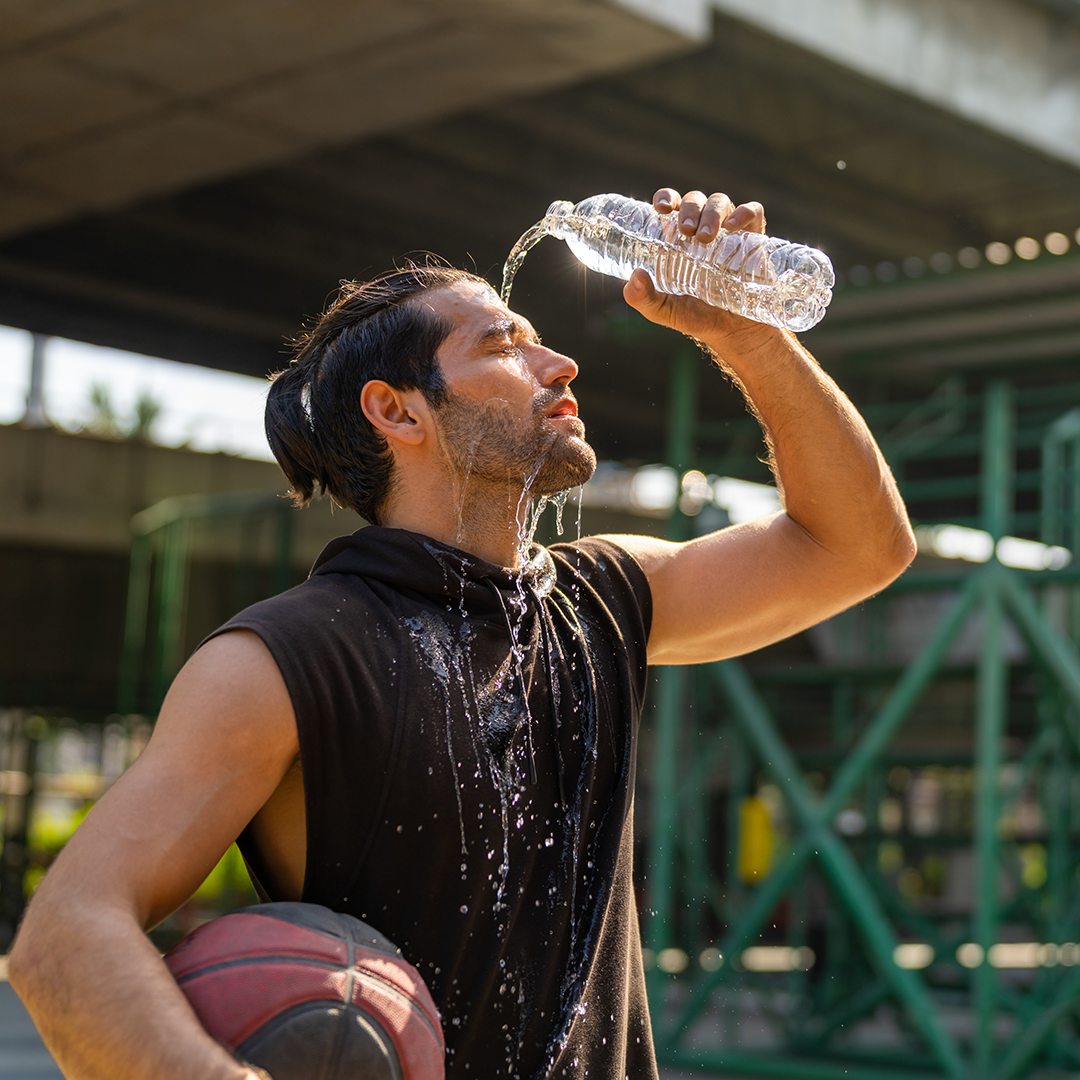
[266,263,488,525]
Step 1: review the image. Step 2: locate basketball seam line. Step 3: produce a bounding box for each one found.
[174,954,442,1044]
[174,954,412,999]
[253,913,401,959]
[332,912,357,1080]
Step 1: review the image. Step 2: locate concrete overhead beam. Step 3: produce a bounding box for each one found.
[0,0,692,240]
[614,0,1080,169]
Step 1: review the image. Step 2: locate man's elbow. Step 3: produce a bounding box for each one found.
[8,889,78,1002]
[867,516,917,591]
[7,920,43,1001]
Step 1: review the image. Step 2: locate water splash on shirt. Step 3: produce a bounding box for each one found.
[403,611,470,856]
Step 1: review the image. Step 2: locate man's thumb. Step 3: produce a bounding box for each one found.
[625,268,675,327]
[624,268,658,310]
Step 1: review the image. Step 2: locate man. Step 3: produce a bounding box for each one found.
[10,188,914,1080]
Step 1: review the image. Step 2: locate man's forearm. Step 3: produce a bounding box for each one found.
[10,900,256,1080]
[702,321,912,571]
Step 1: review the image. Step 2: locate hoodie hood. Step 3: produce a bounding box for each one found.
[310,526,557,611]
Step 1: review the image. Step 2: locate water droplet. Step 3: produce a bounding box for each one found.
[460,905,468,914]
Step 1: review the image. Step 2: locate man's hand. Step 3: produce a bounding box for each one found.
[610,186,915,666]
[623,188,774,346]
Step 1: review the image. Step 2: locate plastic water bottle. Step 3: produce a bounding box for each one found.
[502,193,834,333]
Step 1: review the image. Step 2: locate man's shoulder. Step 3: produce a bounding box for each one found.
[549,535,652,625]
[205,565,386,655]
[550,534,648,586]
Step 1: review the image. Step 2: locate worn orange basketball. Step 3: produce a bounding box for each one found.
[164,902,444,1080]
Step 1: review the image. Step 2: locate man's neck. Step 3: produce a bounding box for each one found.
[382,478,534,569]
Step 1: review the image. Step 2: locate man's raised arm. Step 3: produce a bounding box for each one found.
[8,631,297,1080]
[606,188,915,666]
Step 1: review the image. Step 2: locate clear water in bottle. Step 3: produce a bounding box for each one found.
[501,193,834,333]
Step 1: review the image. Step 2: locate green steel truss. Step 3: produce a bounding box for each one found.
[645,356,1080,1078]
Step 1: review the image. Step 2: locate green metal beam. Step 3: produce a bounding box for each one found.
[972,583,1007,1074]
[150,519,190,712]
[981,381,1014,541]
[1040,407,1080,545]
[117,531,152,714]
[646,664,688,957]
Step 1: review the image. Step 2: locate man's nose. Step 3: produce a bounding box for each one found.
[531,346,578,387]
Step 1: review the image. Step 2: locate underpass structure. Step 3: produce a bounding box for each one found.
[5,3,1080,1073]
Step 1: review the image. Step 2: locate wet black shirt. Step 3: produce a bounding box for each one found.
[211,527,656,1080]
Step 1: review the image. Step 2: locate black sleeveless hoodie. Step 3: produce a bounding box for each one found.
[209,527,656,1080]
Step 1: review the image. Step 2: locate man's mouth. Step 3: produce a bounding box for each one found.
[545,397,579,420]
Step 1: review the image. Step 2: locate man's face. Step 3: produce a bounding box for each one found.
[422,282,597,496]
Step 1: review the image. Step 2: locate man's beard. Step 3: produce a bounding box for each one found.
[433,387,597,497]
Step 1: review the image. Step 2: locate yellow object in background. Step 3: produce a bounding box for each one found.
[738,795,774,884]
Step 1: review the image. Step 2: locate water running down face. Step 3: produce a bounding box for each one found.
[425,283,597,497]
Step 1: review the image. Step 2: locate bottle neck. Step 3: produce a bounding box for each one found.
[544,200,580,241]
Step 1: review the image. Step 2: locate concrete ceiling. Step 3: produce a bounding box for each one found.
[3,0,1080,463]
[0,0,690,237]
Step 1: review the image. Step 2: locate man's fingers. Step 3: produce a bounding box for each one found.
[697,193,735,241]
[653,187,766,239]
[723,200,766,235]
[653,187,681,214]
[677,190,707,235]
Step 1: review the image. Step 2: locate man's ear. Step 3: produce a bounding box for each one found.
[360,380,429,446]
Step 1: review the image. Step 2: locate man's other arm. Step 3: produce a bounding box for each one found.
[8,630,298,1080]
[605,188,915,667]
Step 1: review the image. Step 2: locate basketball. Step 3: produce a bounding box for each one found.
[164,902,445,1080]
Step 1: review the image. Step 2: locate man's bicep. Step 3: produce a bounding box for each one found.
[601,518,877,665]
[36,630,299,929]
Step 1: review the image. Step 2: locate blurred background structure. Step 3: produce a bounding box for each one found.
[4,0,1080,1077]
